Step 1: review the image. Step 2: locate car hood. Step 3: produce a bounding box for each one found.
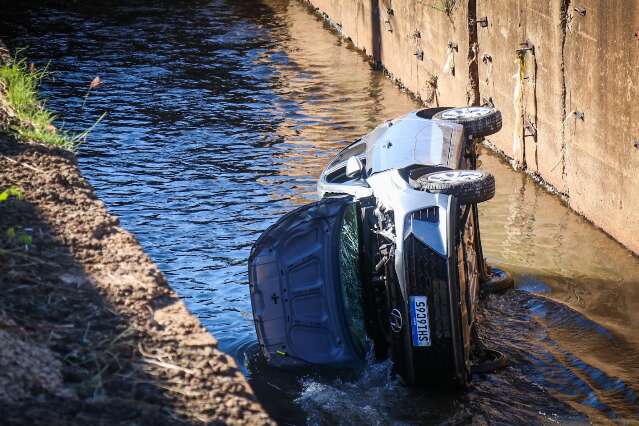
[248,196,364,366]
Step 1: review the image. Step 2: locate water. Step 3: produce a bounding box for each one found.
[2,1,639,423]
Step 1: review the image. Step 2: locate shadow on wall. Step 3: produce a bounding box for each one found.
[371,0,382,67]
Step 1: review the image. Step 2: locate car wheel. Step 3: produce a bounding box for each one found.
[433,106,502,139]
[480,267,514,296]
[414,170,495,204]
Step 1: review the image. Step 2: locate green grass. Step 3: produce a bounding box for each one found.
[0,54,101,150]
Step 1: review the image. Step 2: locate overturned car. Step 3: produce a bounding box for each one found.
[249,106,509,386]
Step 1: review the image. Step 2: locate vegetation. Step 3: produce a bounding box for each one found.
[0,53,102,150]
[426,0,458,18]
[0,186,32,253]
[0,186,23,202]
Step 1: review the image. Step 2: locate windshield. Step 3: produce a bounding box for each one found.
[338,203,367,355]
[365,116,464,174]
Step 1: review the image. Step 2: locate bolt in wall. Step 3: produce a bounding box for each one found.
[302,0,639,256]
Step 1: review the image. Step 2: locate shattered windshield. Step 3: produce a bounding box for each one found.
[365,117,464,174]
[338,203,367,355]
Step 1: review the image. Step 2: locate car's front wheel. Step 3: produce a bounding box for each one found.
[411,170,495,204]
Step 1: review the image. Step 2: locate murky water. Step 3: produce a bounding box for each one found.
[3,1,639,423]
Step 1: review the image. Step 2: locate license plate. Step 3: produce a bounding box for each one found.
[410,296,431,347]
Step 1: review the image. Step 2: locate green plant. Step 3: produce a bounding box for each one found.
[0,51,104,150]
[0,186,24,202]
[427,0,458,18]
[0,186,32,251]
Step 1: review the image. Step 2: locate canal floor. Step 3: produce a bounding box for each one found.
[2,0,639,423]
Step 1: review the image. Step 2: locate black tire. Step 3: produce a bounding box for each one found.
[415,107,454,119]
[480,267,514,296]
[433,107,502,139]
[471,348,508,374]
[413,170,495,204]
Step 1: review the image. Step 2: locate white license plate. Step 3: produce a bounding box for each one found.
[410,296,431,347]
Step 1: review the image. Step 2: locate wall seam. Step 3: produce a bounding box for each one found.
[559,0,571,196]
[466,0,480,106]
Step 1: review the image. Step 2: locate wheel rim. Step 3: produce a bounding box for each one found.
[439,107,492,120]
[427,170,483,184]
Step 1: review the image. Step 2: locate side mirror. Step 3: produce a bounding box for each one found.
[345,156,365,179]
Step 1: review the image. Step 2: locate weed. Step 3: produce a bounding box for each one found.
[0,186,23,202]
[0,51,104,150]
[426,0,458,19]
[0,186,32,251]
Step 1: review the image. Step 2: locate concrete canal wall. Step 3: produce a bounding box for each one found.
[303,0,639,255]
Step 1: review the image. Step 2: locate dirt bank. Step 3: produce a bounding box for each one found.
[0,137,273,423]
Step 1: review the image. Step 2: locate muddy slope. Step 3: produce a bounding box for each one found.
[0,134,273,425]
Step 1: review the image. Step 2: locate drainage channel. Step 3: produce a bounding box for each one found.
[2,0,639,423]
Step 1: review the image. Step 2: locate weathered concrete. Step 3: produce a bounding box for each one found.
[303,0,639,255]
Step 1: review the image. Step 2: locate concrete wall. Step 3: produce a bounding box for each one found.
[303,0,639,255]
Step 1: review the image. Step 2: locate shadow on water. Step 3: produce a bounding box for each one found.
[2,0,639,423]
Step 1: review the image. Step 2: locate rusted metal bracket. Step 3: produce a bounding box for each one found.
[524,116,537,140]
[482,97,495,108]
[469,16,488,28]
[516,41,535,56]
[384,20,393,33]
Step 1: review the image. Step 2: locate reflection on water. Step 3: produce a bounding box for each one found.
[2,0,639,423]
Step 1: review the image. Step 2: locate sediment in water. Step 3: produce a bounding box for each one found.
[0,41,273,425]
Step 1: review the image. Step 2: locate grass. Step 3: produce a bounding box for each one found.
[0,53,103,150]
[426,0,458,18]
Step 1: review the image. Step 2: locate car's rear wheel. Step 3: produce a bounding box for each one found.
[412,170,495,204]
[433,106,502,139]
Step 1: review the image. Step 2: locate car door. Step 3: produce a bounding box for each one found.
[248,196,367,367]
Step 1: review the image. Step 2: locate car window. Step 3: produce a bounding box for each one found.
[324,140,367,184]
[338,203,367,354]
[328,139,365,169]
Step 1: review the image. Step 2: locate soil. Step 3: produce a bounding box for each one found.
[0,133,274,425]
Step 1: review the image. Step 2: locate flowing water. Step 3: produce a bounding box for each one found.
[2,1,639,424]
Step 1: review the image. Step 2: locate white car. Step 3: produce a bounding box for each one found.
[249,106,509,386]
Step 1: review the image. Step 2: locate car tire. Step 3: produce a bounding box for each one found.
[413,170,495,204]
[433,106,502,139]
[480,267,514,296]
[471,348,508,374]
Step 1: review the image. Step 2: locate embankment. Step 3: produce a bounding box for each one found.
[0,43,272,425]
[303,0,639,255]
